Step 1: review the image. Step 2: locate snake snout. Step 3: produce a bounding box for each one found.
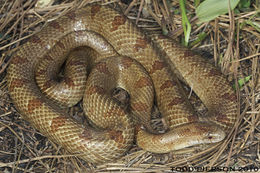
[202,124,226,144]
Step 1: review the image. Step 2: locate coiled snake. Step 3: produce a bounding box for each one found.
[7,4,237,164]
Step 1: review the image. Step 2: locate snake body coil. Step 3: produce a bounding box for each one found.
[7,5,237,164]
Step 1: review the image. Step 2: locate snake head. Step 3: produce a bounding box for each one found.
[137,122,226,153]
[186,122,226,146]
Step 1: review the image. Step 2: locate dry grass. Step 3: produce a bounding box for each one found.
[0,0,259,172]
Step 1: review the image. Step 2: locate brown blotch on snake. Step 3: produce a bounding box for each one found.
[131,102,150,112]
[221,93,237,102]
[90,5,101,19]
[108,130,124,143]
[135,77,153,88]
[149,60,166,74]
[134,37,148,52]
[168,97,185,106]
[183,50,195,57]
[64,77,75,87]
[27,98,43,114]
[80,129,93,141]
[29,35,42,44]
[12,55,28,64]
[160,80,177,90]
[65,11,76,20]
[85,85,106,95]
[111,15,126,32]
[95,62,111,74]
[51,117,67,132]
[49,21,64,32]
[121,57,134,69]
[56,41,66,49]
[9,79,27,92]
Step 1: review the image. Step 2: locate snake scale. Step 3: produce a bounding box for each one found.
[7,4,237,164]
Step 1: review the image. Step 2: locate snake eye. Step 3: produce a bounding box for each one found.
[208,136,213,140]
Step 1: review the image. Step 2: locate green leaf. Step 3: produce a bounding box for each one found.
[239,0,250,8]
[233,75,251,90]
[240,11,260,33]
[245,20,260,32]
[190,32,207,47]
[194,0,201,7]
[196,0,240,22]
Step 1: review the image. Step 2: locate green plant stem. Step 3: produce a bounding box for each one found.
[179,0,191,46]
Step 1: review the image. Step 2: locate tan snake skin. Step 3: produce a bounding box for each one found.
[7,4,237,164]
